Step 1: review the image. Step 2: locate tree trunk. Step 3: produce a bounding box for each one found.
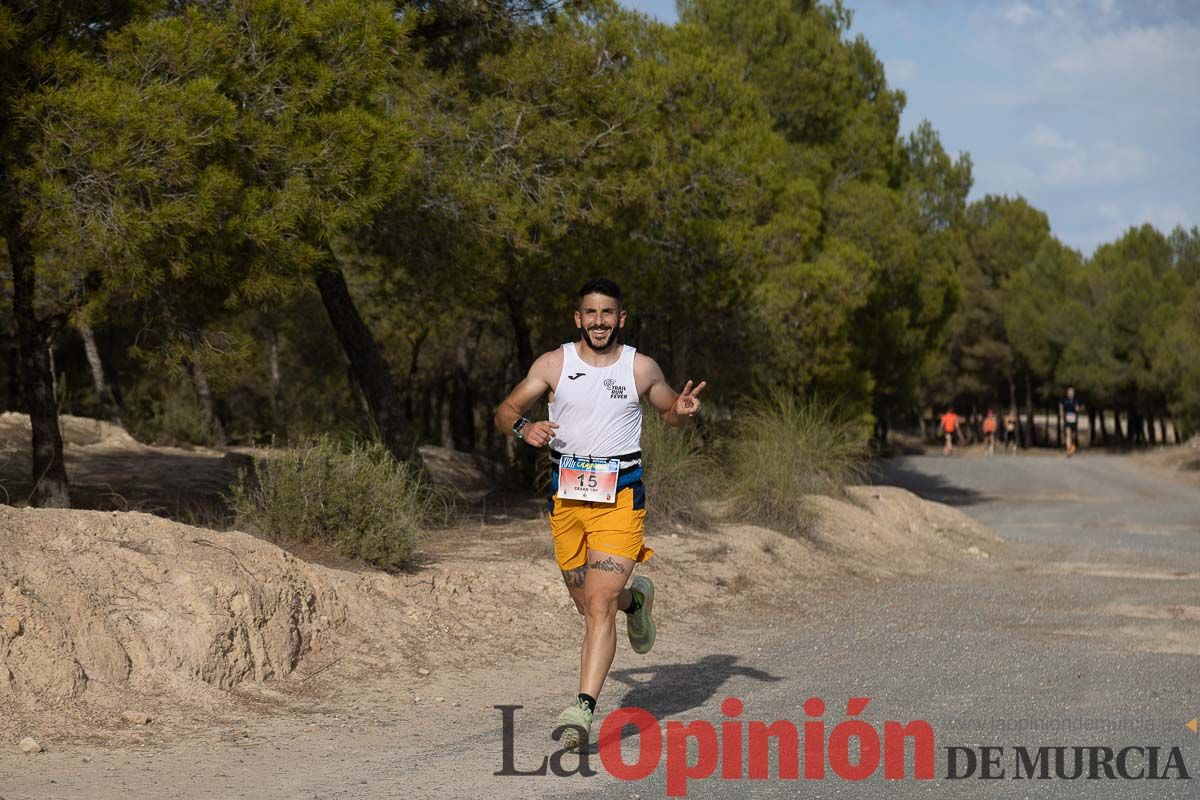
[507,294,535,375]
[1055,405,1062,447]
[315,266,418,463]
[419,384,433,441]
[5,337,21,411]
[437,375,452,449]
[186,358,226,446]
[1159,415,1168,445]
[78,322,122,426]
[404,329,428,429]
[449,338,476,452]
[1113,408,1124,441]
[48,345,58,406]
[266,327,283,422]
[1087,405,1097,448]
[1146,410,1157,445]
[1024,375,1036,446]
[5,219,71,507]
[916,405,927,442]
[1098,408,1109,445]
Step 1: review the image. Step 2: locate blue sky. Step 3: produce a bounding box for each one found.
[620,0,1200,255]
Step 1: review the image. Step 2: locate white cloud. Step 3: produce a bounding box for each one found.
[1037,139,1148,188]
[1050,22,1200,89]
[1097,201,1121,219]
[1014,124,1150,189]
[1045,156,1086,184]
[1027,124,1079,151]
[885,57,918,84]
[1003,2,1039,25]
[975,158,1040,196]
[1137,203,1190,232]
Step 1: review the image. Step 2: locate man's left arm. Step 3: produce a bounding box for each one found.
[637,355,706,428]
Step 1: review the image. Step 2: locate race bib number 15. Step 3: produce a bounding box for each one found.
[557,456,619,504]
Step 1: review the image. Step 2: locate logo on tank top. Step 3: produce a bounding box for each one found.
[603,378,628,400]
[567,372,586,380]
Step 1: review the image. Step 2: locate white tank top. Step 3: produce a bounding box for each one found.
[548,343,641,457]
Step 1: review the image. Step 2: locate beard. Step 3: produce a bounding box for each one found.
[581,325,619,353]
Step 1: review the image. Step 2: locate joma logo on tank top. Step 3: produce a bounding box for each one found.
[603,378,628,400]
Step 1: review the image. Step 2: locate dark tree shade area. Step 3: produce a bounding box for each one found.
[1,0,1195,505]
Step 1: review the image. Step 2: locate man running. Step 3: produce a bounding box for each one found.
[494,278,705,751]
[982,409,998,456]
[938,407,964,456]
[1060,386,1080,457]
[1004,408,1019,454]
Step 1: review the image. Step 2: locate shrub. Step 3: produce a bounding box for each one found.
[229,436,447,570]
[724,393,868,536]
[124,380,214,447]
[640,407,716,531]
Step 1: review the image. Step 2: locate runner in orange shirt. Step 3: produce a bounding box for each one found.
[938,407,964,456]
[982,409,998,456]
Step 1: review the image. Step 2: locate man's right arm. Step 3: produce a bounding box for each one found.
[494,351,561,447]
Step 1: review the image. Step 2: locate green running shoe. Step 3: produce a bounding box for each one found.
[626,575,656,654]
[555,700,593,751]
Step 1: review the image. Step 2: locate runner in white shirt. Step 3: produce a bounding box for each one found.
[494,278,706,751]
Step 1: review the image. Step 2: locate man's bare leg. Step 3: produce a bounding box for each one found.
[577,550,634,699]
[561,564,633,618]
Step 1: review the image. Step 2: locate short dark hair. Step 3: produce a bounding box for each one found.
[578,278,622,307]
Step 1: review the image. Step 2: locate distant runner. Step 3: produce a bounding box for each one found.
[938,407,964,456]
[493,278,705,751]
[1004,408,1019,454]
[1060,386,1080,457]
[982,409,998,456]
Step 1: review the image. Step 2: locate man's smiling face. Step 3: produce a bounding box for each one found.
[575,292,625,353]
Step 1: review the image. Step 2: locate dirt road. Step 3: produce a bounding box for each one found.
[3,452,1199,799]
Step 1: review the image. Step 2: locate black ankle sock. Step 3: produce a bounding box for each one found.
[578,693,596,713]
[624,588,643,615]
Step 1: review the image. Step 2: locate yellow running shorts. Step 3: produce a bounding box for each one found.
[547,484,653,572]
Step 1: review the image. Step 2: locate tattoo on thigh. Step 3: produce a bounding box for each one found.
[562,566,587,588]
[589,556,626,575]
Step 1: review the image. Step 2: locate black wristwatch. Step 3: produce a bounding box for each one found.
[512,417,532,440]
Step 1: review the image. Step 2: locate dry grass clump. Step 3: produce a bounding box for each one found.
[640,409,717,531]
[724,393,869,536]
[229,436,449,570]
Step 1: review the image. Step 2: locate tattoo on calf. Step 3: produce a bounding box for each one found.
[589,556,626,575]
[562,566,587,588]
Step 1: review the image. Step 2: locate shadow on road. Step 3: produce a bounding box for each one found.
[608,654,781,721]
[870,458,989,507]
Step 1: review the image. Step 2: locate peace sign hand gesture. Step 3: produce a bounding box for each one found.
[673,379,707,418]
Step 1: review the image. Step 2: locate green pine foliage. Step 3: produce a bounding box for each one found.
[4,0,1198,520]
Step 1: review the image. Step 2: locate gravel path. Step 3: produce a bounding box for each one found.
[3,452,1198,799]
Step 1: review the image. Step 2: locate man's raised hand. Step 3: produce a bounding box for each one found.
[673,380,707,417]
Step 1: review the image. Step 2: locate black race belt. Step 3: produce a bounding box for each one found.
[550,449,642,477]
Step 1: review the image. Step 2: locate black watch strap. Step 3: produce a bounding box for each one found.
[512,417,532,439]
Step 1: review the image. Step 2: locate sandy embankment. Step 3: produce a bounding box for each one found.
[0,414,1000,747]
